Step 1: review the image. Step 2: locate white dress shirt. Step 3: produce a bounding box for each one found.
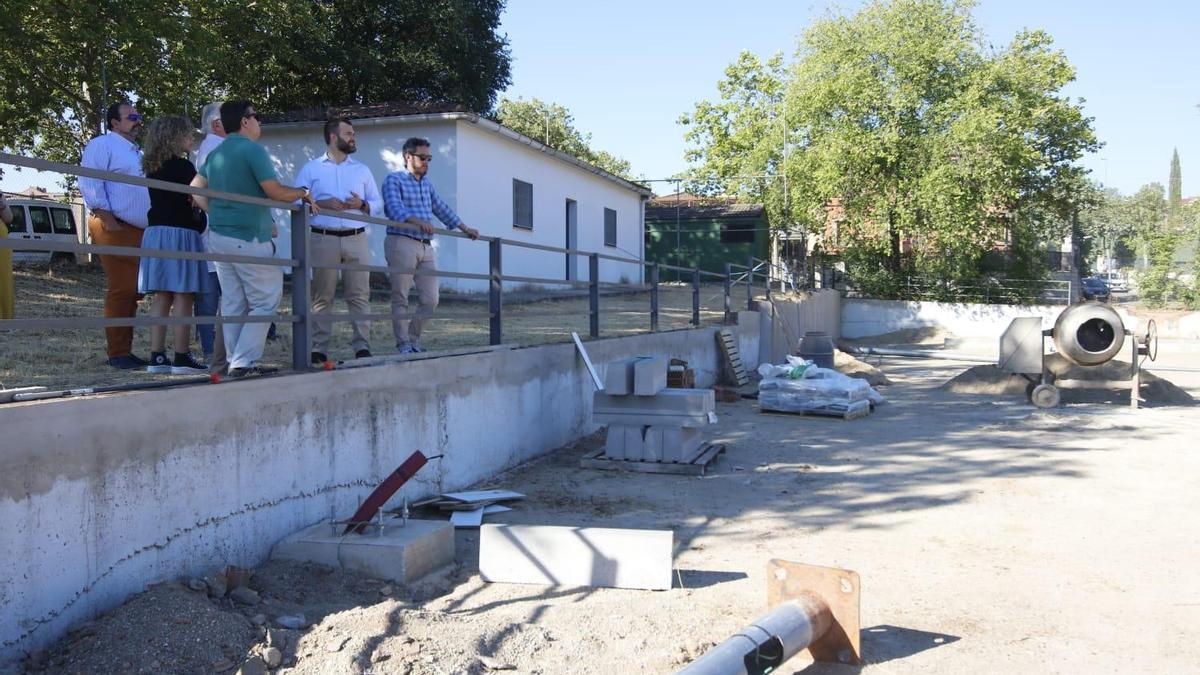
[194,133,225,172]
[295,153,384,231]
[79,133,150,228]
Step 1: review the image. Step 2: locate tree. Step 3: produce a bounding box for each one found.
[495,97,633,178]
[680,0,1099,295]
[1168,148,1183,229]
[0,0,511,171]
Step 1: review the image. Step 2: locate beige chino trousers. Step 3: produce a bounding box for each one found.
[310,230,371,354]
[384,235,438,346]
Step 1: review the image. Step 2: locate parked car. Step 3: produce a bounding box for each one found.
[1081,276,1111,302]
[3,197,81,263]
[1098,271,1129,293]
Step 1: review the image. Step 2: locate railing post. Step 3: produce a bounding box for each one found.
[589,253,599,339]
[692,267,700,327]
[724,262,732,325]
[290,208,310,371]
[650,263,660,332]
[746,255,755,310]
[489,237,502,346]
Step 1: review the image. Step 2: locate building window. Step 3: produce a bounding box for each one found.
[720,220,755,244]
[604,208,617,247]
[513,179,533,230]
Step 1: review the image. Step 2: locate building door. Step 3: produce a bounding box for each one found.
[565,199,578,280]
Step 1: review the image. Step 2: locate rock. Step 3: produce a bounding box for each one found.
[379,585,393,596]
[275,614,306,629]
[235,656,267,675]
[478,654,517,670]
[250,613,267,626]
[230,587,260,605]
[186,578,207,592]
[263,647,283,669]
[205,574,228,599]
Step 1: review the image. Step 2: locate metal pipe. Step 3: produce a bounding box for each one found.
[841,345,996,364]
[677,594,833,675]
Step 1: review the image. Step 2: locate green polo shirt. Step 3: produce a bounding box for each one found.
[199,133,277,242]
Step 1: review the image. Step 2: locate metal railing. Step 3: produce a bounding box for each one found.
[0,152,762,382]
[897,276,1073,305]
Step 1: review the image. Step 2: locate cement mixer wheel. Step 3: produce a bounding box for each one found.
[1030,383,1061,409]
[1144,319,1159,362]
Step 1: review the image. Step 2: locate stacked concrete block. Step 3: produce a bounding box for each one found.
[597,357,715,464]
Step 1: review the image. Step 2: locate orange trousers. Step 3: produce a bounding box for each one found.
[87,215,144,358]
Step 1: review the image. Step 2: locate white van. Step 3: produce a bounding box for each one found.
[4,197,82,263]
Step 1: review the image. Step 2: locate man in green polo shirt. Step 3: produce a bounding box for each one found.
[191,100,316,377]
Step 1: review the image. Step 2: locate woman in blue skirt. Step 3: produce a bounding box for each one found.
[139,116,213,373]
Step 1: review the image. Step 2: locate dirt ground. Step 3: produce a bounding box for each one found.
[21,349,1200,675]
[0,262,730,391]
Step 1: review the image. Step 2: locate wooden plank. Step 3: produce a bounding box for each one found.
[717,328,750,386]
[479,524,673,590]
[759,404,872,421]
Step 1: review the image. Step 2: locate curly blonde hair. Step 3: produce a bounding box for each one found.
[142,115,194,176]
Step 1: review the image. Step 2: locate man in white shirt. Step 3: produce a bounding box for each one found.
[79,101,151,369]
[193,101,226,368]
[295,118,383,364]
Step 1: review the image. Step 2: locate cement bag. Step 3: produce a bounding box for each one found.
[759,371,871,402]
[802,367,887,405]
[759,390,872,416]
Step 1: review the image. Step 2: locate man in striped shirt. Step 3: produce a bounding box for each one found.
[381,137,479,353]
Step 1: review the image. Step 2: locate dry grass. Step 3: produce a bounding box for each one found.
[0,261,731,391]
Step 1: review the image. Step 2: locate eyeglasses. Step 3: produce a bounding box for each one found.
[125,113,143,122]
[411,153,433,162]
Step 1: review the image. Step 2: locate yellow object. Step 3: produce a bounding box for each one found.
[0,220,12,319]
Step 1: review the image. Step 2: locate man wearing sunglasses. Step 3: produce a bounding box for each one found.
[381,137,480,354]
[190,100,318,378]
[80,101,152,369]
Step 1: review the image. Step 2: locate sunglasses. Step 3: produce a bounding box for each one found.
[125,113,143,122]
[244,112,259,120]
[411,153,433,162]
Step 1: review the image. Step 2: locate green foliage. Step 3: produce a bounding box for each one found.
[494,97,633,178]
[1168,148,1183,229]
[0,0,511,169]
[679,0,1099,294]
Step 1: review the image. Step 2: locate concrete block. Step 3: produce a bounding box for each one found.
[593,388,714,415]
[479,524,673,590]
[603,358,639,395]
[645,426,703,463]
[633,357,668,396]
[604,426,625,460]
[271,519,453,584]
[623,426,646,461]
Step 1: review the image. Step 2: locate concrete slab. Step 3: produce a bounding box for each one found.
[479,524,673,590]
[271,519,453,584]
[594,388,715,414]
[634,357,668,396]
[592,411,715,428]
[603,358,639,395]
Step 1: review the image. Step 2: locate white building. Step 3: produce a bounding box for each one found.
[257,104,650,291]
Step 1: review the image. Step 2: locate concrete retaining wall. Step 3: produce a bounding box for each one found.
[753,290,842,365]
[0,315,758,663]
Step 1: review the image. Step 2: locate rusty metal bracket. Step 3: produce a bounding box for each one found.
[767,559,861,666]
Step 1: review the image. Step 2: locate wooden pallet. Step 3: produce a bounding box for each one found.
[717,328,750,386]
[758,403,873,421]
[580,443,727,476]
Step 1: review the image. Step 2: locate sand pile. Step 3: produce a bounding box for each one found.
[833,349,892,386]
[942,354,1194,406]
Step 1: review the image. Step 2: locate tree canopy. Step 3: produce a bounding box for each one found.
[0,0,511,168]
[680,0,1099,293]
[494,97,633,179]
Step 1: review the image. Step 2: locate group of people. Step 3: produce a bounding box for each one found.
[79,99,478,377]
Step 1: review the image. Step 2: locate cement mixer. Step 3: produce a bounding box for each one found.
[999,302,1158,409]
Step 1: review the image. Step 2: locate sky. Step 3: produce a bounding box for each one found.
[496,0,1199,197]
[3,0,1196,198]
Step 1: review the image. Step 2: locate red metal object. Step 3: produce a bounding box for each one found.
[343,450,429,534]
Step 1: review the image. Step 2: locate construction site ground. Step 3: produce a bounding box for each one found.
[24,343,1200,675]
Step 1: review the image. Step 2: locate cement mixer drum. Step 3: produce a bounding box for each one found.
[1052,301,1126,367]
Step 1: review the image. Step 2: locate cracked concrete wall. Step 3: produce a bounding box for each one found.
[0,317,758,663]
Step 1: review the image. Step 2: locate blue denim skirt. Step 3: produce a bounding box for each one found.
[138,225,215,294]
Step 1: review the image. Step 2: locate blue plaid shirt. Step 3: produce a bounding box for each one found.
[382,169,463,239]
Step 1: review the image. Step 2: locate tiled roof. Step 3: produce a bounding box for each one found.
[261,101,470,124]
[645,203,765,221]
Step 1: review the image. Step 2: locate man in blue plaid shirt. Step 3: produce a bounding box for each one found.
[382,137,480,353]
